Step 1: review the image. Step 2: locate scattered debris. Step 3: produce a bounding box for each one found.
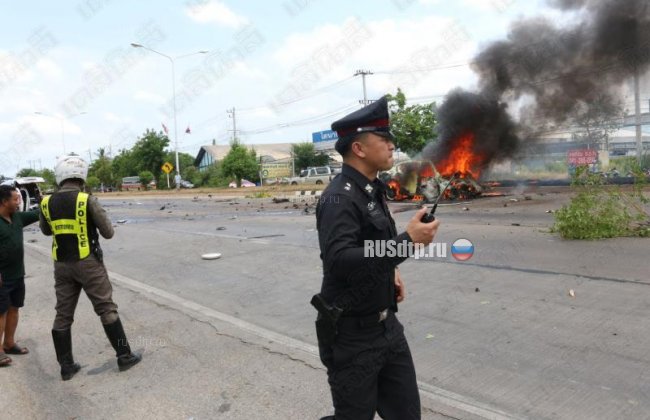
[462,207,470,211]
[229,216,238,220]
[201,253,222,260]
[569,289,576,298]
[272,197,290,203]
[425,334,435,339]
[27,239,37,243]
[545,209,554,213]
[475,287,480,292]
[524,196,532,201]
[503,203,508,207]
[480,300,490,305]
[511,223,521,226]
[159,205,166,210]
[509,198,519,202]
[117,220,127,224]
[216,227,226,231]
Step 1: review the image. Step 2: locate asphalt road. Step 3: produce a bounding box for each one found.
[21,187,650,419]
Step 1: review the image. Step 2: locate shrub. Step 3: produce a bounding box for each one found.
[551,166,650,239]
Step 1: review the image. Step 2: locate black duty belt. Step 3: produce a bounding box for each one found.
[339,309,390,328]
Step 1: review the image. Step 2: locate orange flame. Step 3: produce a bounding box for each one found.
[387,180,408,201]
[436,132,484,179]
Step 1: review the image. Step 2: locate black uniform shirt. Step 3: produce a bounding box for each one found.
[316,164,413,316]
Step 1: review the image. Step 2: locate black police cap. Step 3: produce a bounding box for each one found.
[332,96,394,155]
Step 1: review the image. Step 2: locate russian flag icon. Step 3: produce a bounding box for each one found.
[451,238,474,261]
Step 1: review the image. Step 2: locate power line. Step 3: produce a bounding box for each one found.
[239,102,359,135]
[237,76,357,113]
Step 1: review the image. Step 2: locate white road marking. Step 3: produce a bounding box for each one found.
[27,242,521,420]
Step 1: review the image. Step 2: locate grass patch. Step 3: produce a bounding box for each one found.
[245,191,273,199]
[551,166,650,239]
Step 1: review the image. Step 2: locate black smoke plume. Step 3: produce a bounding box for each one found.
[427,0,650,174]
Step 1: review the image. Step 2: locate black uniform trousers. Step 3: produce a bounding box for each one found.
[319,310,421,420]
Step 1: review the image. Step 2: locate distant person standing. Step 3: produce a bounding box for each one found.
[39,155,141,380]
[0,185,39,367]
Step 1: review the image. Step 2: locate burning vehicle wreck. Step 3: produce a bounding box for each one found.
[383,87,520,203]
[380,159,483,203]
[380,132,489,203]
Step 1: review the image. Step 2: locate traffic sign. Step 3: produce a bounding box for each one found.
[161,162,174,174]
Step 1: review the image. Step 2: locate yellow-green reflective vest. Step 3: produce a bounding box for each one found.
[41,192,91,261]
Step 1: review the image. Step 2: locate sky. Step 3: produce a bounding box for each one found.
[0,0,645,177]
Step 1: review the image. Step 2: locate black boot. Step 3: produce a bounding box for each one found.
[51,329,81,381]
[102,318,141,371]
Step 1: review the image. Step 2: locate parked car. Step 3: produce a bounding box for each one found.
[264,177,290,186]
[179,180,194,188]
[287,166,336,185]
[228,179,256,188]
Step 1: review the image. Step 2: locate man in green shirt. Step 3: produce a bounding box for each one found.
[0,185,39,367]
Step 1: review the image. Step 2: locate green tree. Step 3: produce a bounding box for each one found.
[570,94,624,151]
[89,148,114,188]
[16,168,38,177]
[138,170,154,190]
[15,168,56,190]
[386,88,437,156]
[86,176,100,190]
[221,140,259,187]
[40,168,56,188]
[291,143,329,172]
[131,129,170,185]
[112,149,137,180]
[201,162,227,187]
[183,166,202,186]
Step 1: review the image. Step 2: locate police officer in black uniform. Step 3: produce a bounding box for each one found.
[313,97,440,419]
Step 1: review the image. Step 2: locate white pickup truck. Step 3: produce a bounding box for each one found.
[288,166,339,185]
[1,177,45,211]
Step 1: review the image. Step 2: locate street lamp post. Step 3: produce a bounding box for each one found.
[130,43,208,190]
[34,111,87,155]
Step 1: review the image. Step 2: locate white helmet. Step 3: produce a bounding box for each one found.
[55,155,88,185]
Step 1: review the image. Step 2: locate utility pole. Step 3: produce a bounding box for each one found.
[354,70,373,106]
[227,107,238,141]
[634,67,643,164]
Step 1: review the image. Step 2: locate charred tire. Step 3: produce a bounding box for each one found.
[291,181,298,185]
[386,186,396,201]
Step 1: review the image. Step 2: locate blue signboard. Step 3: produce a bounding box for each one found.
[312,130,338,143]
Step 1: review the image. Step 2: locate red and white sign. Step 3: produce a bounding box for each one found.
[567,149,598,165]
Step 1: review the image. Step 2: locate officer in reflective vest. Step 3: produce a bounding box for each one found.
[39,155,141,380]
